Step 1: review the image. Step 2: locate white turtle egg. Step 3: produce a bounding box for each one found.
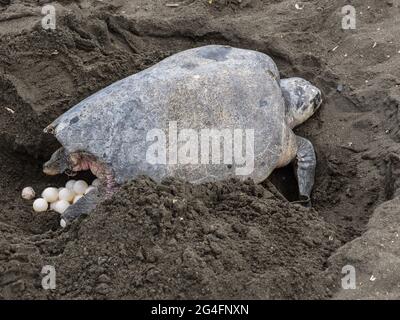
[33,198,48,212]
[58,188,75,203]
[21,187,35,200]
[53,200,70,214]
[73,180,89,195]
[65,180,76,190]
[41,187,59,203]
[73,194,83,204]
[91,179,101,187]
[50,201,57,211]
[85,186,96,194]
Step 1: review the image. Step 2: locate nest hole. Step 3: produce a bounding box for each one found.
[268,165,299,201]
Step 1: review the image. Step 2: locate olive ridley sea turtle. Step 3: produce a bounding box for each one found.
[43,45,322,227]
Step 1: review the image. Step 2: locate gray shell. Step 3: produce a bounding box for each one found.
[46,45,288,184]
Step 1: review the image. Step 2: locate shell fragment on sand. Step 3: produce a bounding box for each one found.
[21,187,35,200]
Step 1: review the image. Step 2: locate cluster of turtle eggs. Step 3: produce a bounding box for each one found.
[21,179,100,214]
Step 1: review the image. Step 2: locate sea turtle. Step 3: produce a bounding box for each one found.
[43,45,322,227]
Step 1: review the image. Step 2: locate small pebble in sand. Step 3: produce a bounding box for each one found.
[41,187,59,203]
[73,180,88,195]
[370,275,376,281]
[33,198,48,212]
[294,3,304,10]
[92,178,101,187]
[21,187,35,200]
[59,188,75,202]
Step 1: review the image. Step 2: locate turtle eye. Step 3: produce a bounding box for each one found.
[44,126,55,134]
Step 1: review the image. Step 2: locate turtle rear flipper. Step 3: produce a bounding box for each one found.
[60,188,102,228]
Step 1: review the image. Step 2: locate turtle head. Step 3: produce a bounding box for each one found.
[43,147,71,176]
[280,77,322,129]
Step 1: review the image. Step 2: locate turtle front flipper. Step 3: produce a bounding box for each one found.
[294,136,316,206]
[60,188,102,228]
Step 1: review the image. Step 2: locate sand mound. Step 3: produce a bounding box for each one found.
[53,177,338,299]
[1,178,338,299]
